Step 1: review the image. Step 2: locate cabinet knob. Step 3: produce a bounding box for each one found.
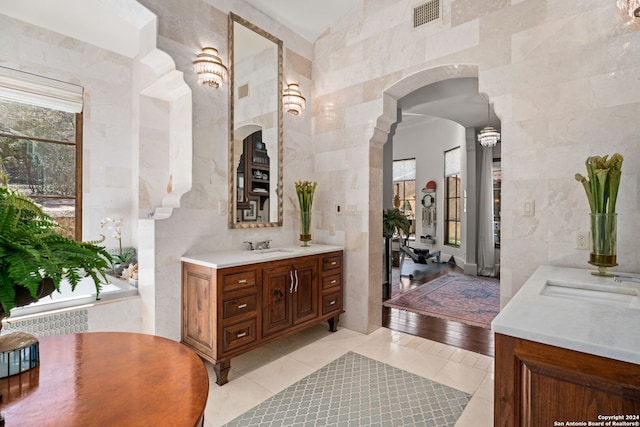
[238,303,247,309]
[238,279,247,284]
[329,300,336,305]
[237,332,247,338]
[331,261,337,266]
[331,279,337,284]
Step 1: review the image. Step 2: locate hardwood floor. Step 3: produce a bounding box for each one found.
[382,264,495,357]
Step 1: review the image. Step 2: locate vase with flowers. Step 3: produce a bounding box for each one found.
[100,217,134,276]
[295,181,317,246]
[575,153,623,276]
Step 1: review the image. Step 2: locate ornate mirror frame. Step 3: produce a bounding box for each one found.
[228,13,283,228]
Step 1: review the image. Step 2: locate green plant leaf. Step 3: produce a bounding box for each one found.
[0,186,112,316]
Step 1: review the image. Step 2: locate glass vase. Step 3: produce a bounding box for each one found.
[589,213,617,276]
[300,211,311,246]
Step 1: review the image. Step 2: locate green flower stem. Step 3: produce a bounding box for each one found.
[295,181,317,214]
[295,181,316,241]
[575,153,624,215]
[577,154,623,271]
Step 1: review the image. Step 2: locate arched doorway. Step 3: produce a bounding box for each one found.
[370,65,500,352]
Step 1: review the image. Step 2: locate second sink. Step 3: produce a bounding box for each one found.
[541,279,640,309]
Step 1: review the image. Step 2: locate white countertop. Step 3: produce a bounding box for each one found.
[181,244,344,269]
[492,265,640,365]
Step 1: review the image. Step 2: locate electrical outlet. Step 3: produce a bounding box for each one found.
[329,224,336,236]
[576,232,590,250]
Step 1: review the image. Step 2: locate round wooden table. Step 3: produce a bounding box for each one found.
[0,332,209,426]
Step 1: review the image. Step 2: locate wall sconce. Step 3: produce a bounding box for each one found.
[193,47,228,88]
[282,83,306,115]
[618,0,640,18]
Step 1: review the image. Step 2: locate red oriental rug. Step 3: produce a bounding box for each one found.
[383,272,500,328]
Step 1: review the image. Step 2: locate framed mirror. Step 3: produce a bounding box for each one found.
[229,13,283,228]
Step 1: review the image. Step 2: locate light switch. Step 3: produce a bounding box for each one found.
[523,200,535,217]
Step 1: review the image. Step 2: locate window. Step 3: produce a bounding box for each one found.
[0,67,83,240]
[493,160,501,248]
[444,147,461,246]
[392,158,416,227]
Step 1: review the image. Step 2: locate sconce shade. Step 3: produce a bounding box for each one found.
[283,83,306,115]
[618,0,640,18]
[193,47,228,88]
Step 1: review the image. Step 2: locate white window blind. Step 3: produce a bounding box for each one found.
[0,66,83,113]
[393,158,416,181]
[444,147,461,176]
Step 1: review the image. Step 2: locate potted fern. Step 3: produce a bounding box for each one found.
[382,208,411,298]
[0,186,112,322]
[383,208,411,238]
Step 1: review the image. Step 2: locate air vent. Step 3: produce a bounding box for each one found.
[413,0,440,28]
[238,83,249,99]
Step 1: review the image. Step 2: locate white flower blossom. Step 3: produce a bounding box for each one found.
[100,217,124,255]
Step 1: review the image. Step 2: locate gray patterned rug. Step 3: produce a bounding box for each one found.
[223,351,471,426]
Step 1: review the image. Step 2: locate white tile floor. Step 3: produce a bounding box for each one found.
[203,324,494,426]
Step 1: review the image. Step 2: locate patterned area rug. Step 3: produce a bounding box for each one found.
[384,272,500,328]
[390,260,452,297]
[223,352,471,426]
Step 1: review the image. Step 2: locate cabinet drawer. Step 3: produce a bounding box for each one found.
[223,270,257,292]
[223,293,257,319]
[322,255,342,272]
[322,291,342,315]
[223,318,257,352]
[322,273,342,290]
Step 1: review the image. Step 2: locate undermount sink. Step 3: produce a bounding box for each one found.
[250,247,300,254]
[541,280,640,309]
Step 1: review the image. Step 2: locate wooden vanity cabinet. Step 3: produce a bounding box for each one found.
[262,257,318,337]
[181,263,259,365]
[181,251,343,386]
[495,333,640,426]
[320,253,343,327]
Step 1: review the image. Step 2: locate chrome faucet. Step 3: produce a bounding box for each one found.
[243,241,254,251]
[614,275,640,284]
[255,239,271,250]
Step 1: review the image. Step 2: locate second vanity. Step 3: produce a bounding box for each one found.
[492,266,640,426]
[180,244,344,385]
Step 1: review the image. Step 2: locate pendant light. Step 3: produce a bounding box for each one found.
[477,102,500,148]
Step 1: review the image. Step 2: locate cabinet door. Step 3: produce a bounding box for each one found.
[495,334,640,426]
[292,258,318,325]
[262,263,293,337]
[182,263,215,356]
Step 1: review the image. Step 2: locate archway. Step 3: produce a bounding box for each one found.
[368,64,488,329]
